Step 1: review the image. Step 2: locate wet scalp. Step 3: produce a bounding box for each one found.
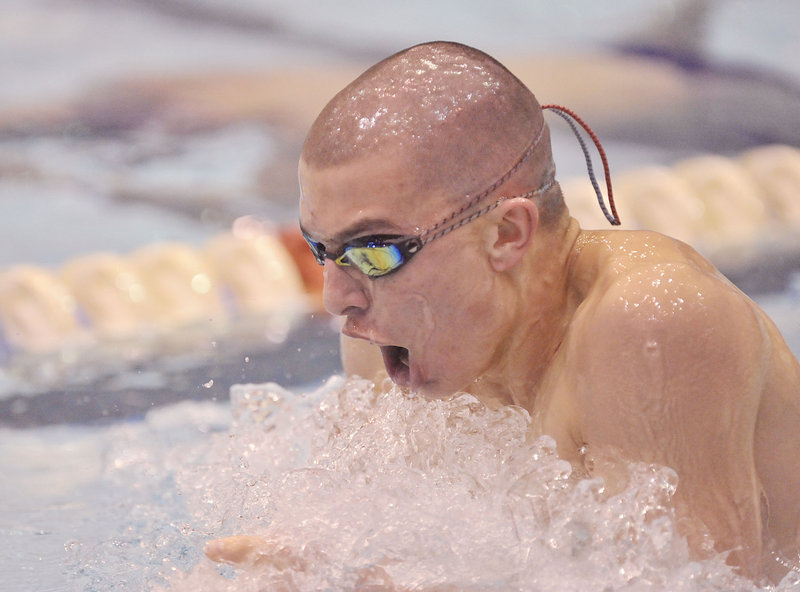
[301,42,554,205]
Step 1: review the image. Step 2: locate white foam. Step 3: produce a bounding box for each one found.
[146,377,798,591]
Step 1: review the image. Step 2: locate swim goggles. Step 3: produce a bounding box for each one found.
[300,182,551,278]
[301,105,619,279]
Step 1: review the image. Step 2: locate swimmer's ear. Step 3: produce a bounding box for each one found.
[484,198,539,272]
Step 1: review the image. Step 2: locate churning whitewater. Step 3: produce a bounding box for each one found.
[137,376,799,591]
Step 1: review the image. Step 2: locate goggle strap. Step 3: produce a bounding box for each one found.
[542,104,620,226]
[420,180,554,246]
[420,122,547,240]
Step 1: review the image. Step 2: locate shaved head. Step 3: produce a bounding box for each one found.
[302,41,563,223]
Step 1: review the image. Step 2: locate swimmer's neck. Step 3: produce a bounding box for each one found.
[469,216,584,412]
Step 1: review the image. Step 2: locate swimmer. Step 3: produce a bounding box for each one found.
[208,41,800,583]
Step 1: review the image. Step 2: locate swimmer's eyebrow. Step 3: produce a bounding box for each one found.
[306,217,410,243]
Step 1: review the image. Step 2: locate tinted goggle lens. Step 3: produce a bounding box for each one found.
[336,244,404,277]
[301,230,416,278]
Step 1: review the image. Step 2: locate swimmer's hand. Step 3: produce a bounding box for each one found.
[204,535,305,570]
[205,535,399,589]
[204,535,263,565]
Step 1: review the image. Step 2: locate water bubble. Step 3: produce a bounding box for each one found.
[64,539,82,553]
[90,377,774,591]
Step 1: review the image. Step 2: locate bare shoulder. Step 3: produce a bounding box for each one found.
[574,230,763,345]
[569,229,768,448]
[568,229,800,574]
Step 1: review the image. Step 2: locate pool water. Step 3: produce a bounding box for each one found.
[2,291,798,592]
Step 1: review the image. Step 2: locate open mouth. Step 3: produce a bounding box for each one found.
[380,345,411,386]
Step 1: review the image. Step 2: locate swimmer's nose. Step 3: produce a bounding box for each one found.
[322,260,369,316]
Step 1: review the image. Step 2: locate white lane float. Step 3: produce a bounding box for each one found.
[204,217,306,318]
[673,154,768,249]
[565,144,800,257]
[738,144,800,226]
[61,252,151,339]
[0,220,314,370]
[128,241,226,330]
[0,265,87,356]
[613,165,707,247]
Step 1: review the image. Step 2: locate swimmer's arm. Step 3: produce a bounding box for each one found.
[575,267,766,576]
[340,333,387,383]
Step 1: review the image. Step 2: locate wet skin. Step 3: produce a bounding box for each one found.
[544,228,800,581]
[298,152,525,400]
[333,224,800,582]
[204,35,800,584]
[297,149,800,580]
[209,153,800,583]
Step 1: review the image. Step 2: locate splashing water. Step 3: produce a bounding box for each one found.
[66,377,800,591]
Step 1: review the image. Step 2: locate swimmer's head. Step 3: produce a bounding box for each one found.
[297,42,571,398]
[300,41,565,226]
